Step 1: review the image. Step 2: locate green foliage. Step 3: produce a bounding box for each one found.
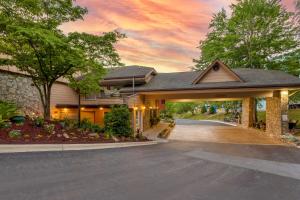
[201,105,207,114]
[209,106,217,114]
[160,110,173,123]
[104,106,132,137]
[59,118,77,129]
[34,117,44,127]
[80,119,103,133]
[8,130,21,138]
[194,0,299,76]
[44,123,55,134]
[0,101,18,120]
[0,0,124,119]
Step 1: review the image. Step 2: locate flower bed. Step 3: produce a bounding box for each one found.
[0,118,148,144]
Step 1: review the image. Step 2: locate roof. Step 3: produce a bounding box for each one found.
[120,68,300,93]
[103,65,156,80]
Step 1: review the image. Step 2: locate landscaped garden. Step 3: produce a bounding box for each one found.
[0,101,147,144]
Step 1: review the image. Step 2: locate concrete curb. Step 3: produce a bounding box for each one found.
[199,120,237,126]
[0,141,158,154]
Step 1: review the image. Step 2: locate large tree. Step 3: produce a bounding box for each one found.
[194,0,299,76]
[0,0,124,119]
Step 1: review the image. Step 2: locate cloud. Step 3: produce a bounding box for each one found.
[61,0,296,72]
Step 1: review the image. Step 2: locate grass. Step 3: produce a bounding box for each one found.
[257,109,300,128]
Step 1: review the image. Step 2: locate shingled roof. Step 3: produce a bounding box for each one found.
[103,65,156,80]
[120,68,300,93]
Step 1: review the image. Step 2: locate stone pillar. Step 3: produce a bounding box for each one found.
[242,97,254,128]
[266,91,289,136]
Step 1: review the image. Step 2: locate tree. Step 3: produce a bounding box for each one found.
[0,0,124,120]
[68,32,125,125]
[194,0,299,75]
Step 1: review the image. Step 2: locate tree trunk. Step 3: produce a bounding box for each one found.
[43,85,52,120]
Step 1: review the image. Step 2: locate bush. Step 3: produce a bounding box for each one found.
[209,106,216,114]
[0,101,18,120]
[104,106,132,137]
[201,105,207,114]
[160,110,173,122]
[80,119,103,133]
[34,117,44,127]
[60,118,77,129]
[44,123,55,134]
[9,130,22,138]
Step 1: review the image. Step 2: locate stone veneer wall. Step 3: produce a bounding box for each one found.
[241,97,254,128]
[0,71,42,115]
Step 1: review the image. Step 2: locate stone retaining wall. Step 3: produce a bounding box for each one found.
[0,71,42,115]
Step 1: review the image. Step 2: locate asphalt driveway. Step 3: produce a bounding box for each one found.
[0,142,300,200]
[169,119,284,145]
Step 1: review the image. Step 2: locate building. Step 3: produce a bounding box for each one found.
[1,61,300,137]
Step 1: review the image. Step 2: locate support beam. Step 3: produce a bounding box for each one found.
[266,91,289,136]
[242,97,254,128]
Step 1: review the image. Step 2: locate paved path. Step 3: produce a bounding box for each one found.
[0,141,300,200]
[169,119,284,145]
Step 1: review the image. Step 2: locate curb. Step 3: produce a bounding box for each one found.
[0,141,158,154]
[199,120,237,126]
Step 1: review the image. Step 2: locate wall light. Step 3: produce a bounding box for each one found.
[63,108,68,113]
[141,106,146,110]
[133,107,138,111]
[99,107,103,110]
[81,107,85,110]
[281,90,288,95]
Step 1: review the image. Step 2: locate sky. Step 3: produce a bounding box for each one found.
[61,0,296,72]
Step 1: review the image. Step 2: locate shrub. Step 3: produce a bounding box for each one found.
[104,106,132,137]
[9,130,22,138]
[34,117,44,127]
[44,123,55,134]
[60,118,77,129]
[0,101,18,120]
[201,105,207,114]
[80,119,103,133]
[209,106,216,114]
[160,110,173,122]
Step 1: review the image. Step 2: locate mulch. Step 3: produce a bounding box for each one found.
[0,119,147,144]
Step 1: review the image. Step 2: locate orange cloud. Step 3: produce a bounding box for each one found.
[61,0,296,72]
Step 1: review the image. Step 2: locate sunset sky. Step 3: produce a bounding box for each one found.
[61,0,296,72]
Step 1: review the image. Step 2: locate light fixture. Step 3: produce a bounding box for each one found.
[63,108,68,112]
[133,107,138,111]
[99,107,103,110]
[81,107,85,110]
[141,106,146,110]
[281,90,288,95]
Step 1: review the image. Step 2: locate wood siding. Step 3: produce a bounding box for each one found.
[50,83,78,108]
[199,67,239,83]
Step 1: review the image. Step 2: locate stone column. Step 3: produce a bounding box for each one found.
[242,97,254,128]
[266,91,289,136]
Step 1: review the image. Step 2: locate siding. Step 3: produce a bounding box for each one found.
[50,83,78,108]
[199,67,239,83]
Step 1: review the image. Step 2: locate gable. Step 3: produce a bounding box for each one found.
[193,61,243,84]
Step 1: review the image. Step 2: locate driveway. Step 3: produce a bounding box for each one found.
[0,142,300,200]
[169,119,284,145]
